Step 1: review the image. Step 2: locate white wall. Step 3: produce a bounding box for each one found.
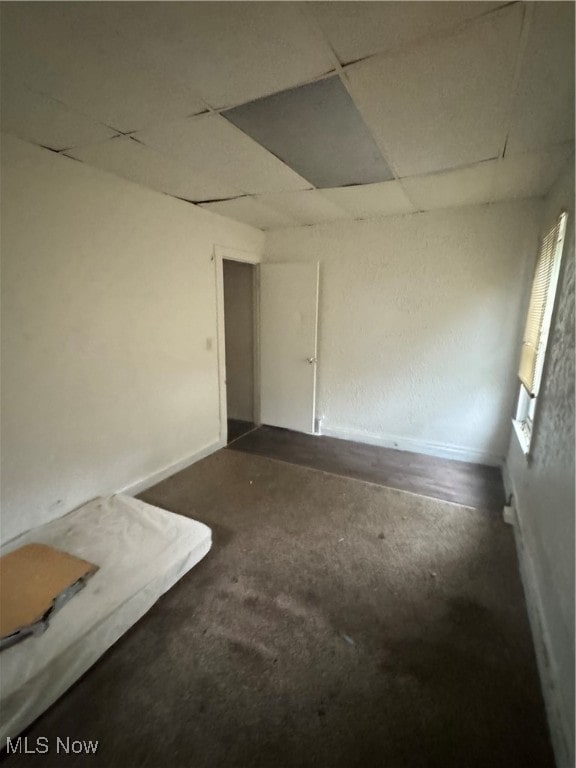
[223,259,255,422]
[0,134,264,544]
[265,200,543,464]
[504,165,575,768]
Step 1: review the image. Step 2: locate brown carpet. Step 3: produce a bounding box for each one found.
[1,449,553,768]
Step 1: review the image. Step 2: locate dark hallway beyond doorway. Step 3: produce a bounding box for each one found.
[223,260,255,426]
[227,418,256,444]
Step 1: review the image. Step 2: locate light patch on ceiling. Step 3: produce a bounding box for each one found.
[255,190,349,226]
[492,143,575,202]
[0,82,117,151]
[505,2,575,155]
[322,180,415,218]
[67,137,243,201]
[345,4,523,178]
[199,197,298,230]
[135,114,312,195]
[0,2,335,131]
[223,75,394,189]
[120,2,336,110]
[402,162,497,211]
[0,2,208,133]
[311,1,507,65]
[395,142,574,213]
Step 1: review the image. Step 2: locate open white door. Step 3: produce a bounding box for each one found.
[259,262,319,434]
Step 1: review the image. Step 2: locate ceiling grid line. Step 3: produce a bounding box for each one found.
[498,1,535,161]
[208,69,340,119]
[297,1,422,214]
[134,110,316,198]
[1,1,572,230]
[129,3,519,142]
[17,84,122,139]
[486,1,533,203]
[335,2,518,69]
[298,2,404,184]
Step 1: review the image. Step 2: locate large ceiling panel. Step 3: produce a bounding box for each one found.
[311,1,505,64]
[256,190,349,225]
[0,3,208,132]
[506,2,575,155]
[322,181,415,218]
[0,83,117,151]
[199,198,298,230]
[112,1,335,111]
[136,114,312,196]
[402,162,497,211]
[345,4,523,178]
[67,137,243,201]
[223,76,393,188]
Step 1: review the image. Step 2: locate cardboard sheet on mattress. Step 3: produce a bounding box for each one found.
[0,544,98,649]
[0,494,211,743]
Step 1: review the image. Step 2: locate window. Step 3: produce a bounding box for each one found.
[513,210,568,454]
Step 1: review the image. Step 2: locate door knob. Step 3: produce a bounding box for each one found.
[306,356,317,364]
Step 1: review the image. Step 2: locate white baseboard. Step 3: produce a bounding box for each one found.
[501,459,515,503]
[502,460,572,768]
[321,425,502,466]
[119,438,225,498]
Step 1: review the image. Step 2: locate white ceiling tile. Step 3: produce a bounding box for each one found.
[67,137,242,201]
[345,4,522,177]
[0,3,208,132]
[506,3,575,154]
[322,181,416,218]
[402,162,497,211]
[256,190,349,225]
[2,2,334,121]
[136,114,312,195]
[0,83,117,151]
[400,143,574,212]
[199,198,298,231]
[126,2,335,110]
[492,144,575,202]
[312,1,506,64]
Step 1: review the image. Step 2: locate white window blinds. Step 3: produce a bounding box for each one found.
[518,211,568,396]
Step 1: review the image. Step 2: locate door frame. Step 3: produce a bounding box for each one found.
[213,245,261,445]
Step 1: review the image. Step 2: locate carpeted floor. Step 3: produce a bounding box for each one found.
[2,449,553,768]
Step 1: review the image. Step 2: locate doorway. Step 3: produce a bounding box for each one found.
[222,258,257,444]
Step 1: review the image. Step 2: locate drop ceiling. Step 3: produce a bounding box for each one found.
[223,76,394,187]
[1,1,573,230]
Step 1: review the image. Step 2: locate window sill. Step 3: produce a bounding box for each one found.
[512,419,531,456]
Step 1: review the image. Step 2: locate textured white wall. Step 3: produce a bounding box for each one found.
[265,200,543,464]
[1,134,263,544]
[223,260,255,422]
[505,165,575,768]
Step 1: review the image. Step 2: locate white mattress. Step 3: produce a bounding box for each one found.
[0,494,211,742]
